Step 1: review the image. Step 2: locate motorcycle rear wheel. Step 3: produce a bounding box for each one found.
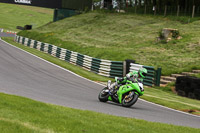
[98,87,110,102]
[122,92,139,107]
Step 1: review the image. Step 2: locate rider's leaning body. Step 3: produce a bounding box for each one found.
[108,68,148,92]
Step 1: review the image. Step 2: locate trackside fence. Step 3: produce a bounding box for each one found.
[15,35,123,78]
[14,35,161,86]
[129,63,161,86]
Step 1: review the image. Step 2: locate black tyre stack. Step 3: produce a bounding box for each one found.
[176,76,200,100]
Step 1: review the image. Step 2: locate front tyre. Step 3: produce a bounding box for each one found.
[98,87,110,102]
[122,92,139,107]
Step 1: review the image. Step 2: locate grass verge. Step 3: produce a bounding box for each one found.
[192,73,200,78]
[144,86,200,115]
[0,92,200,132]
[2,37,200,116]
[0,3,53,31]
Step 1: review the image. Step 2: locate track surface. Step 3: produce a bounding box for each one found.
[0,37,200,129]
[0,30,15,37]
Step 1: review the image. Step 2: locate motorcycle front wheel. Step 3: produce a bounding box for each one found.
[122,91,139,107]
[98,87,110,102]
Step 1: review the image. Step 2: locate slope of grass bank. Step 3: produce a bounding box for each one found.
[3,37,200,115]
[18,11,200,75]
[0,3,53,31]
[0,92,199,132]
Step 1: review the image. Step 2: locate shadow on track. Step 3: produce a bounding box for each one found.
[99,101,146,110]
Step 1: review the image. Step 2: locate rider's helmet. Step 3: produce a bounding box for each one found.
[138,68,147,78]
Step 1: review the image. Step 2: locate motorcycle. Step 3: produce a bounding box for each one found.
[98,77,144,107]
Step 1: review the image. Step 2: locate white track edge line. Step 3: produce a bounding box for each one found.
[139,99,200,118]
[0,38,105,87]
[1,38,200,118]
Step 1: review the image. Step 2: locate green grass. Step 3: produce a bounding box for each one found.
[0,92,200,132]
[17,11,200,75]
[192,73,200,78]
[0,3,53,31]
[144,82,200,115]
[3,37,200,115]
[143,87,200,115]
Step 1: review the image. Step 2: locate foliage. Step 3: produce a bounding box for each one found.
[172,30,180,38]
[111,0,200,18]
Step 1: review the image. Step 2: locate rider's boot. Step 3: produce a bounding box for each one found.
[108,82,118,94]
[107,80,111,89]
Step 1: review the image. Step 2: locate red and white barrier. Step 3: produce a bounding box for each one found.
[6,30,17,34]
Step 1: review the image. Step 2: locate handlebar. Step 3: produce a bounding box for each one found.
[128,77,142,83]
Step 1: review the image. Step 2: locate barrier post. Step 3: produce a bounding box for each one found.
[192,5,195,18]
[123,61,126,76]
[155,67,162,86]
[125,59,135,74]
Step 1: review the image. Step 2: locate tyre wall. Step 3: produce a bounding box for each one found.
[176,76,200,100]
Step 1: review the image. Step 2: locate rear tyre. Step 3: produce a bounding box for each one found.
[98,87,110,102]
[122,92,139,107]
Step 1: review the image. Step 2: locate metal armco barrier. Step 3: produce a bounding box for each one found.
[15,35,161,86]
[15,35,124,78]
[129,63,162,86]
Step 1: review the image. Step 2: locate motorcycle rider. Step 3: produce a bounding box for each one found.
[108,67,148,93]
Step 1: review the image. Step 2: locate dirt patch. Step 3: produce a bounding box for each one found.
[171,86,177,94]
[181,109,200,116]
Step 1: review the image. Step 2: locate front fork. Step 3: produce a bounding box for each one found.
[107,80,111,89]
[126,91,135,99]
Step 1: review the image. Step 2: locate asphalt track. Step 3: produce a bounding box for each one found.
[0,35,200,129]
[0,29,15,37]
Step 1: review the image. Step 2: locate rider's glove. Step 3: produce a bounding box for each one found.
[118,78,124,82]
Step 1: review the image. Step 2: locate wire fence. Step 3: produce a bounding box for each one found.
[94,2,200,17]
[125,5,200,17]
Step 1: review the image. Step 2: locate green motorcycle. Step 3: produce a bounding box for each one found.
[98,77,144,107]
